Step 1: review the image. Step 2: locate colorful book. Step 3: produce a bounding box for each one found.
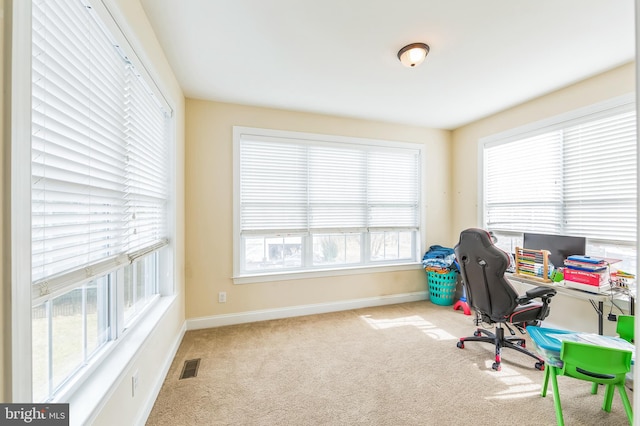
[566,255,606,265]
[563,259,607,272]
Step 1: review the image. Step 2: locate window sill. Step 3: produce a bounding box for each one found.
[233,262,423,284]
[61,295,176,424]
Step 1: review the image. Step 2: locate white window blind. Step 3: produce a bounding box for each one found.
[124,64,170,257]
[368,149,421,229]
[240,139,309,234]
[31,0,170,288]
[563,111,637,241]
[483,103,636,245]
[484,131,563,234]
[239,136,420,236]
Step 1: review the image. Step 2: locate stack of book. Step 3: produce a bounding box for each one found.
[563,255,609,292]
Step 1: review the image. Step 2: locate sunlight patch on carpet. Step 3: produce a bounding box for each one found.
[360,314,457,340]
[481,361,542,400]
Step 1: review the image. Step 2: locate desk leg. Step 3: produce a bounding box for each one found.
[598,301,603,335]
[590,299,604,335]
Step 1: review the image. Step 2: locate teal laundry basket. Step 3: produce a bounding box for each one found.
[427,270,458,306]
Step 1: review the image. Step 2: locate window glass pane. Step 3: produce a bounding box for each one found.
[144,253,159,302]
[32,302,50,403]
[587,241,637,275]
[398,231,413,259]
[33,277,111,402]
[243,237,267,271]
[370,231,415,262]
[243,237,302,271]
[51,289,84,390]
[124,253,159,326]
[86,276,109,355]
[490,231,523,256]
[124,265,135,324]
[345,234,362,263]
[266,237,302,269]
[242,236,303,271]
[384,232,399,260]
[135,262,145,308]
[370,232,385,261]
[312,234,361,266]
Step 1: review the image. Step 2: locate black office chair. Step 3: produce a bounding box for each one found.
[454,228,557,371]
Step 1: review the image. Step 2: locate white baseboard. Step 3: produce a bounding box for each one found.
[186,291,428,330]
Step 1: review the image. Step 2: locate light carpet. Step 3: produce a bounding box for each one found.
[146,301,632,425]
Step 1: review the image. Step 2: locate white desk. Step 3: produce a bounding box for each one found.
[507,273,632,335]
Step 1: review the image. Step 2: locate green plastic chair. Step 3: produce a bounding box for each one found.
[541,340,633,425]
[617,315,635,343]
[592,315,635,394]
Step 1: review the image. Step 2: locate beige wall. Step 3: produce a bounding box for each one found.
[185,100,452,319]
[451,62,635,242]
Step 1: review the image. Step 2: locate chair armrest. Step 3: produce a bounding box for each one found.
[526,286,557,299]
[516,286,557,304]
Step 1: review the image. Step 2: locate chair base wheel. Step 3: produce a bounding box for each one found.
[492,362,501,371]
[457,341,464,349]
[535,361,545,371]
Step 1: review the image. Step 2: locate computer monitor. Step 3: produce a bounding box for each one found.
[523,232,586,269]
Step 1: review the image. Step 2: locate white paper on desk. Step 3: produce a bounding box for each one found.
[549,333,635,353]
[577,333,635,351]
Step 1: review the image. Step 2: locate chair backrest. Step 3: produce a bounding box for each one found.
[617,315,634,343]
[454,228,518,321]
[560,340,631,385]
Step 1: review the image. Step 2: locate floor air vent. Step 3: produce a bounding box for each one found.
[179,358,201,380]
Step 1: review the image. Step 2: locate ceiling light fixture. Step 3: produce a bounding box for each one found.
[397,43,430,68]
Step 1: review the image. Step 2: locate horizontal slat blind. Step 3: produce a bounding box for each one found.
[563,111,637,241]
[32,0,169,287]
[32,0,127,282]
[484,131,563,233]
[239,136,420,235]
[483,103,636,246]
[308,146,367,231]
[240,140,308,234]
[368,149,420,229]
[124,64,170,253]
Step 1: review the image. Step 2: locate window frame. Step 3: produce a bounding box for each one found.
[10,0,177,407]
[478,93,636,271]
[233,126,426,284]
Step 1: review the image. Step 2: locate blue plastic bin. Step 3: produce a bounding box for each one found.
[427,270,458,306]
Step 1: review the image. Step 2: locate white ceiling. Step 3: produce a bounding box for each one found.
[140,0,635,130]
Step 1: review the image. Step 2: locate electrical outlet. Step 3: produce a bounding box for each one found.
[132,370,139,397]
[218,291,227,303]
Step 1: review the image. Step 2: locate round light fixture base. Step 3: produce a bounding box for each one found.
[397,43,430,68]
